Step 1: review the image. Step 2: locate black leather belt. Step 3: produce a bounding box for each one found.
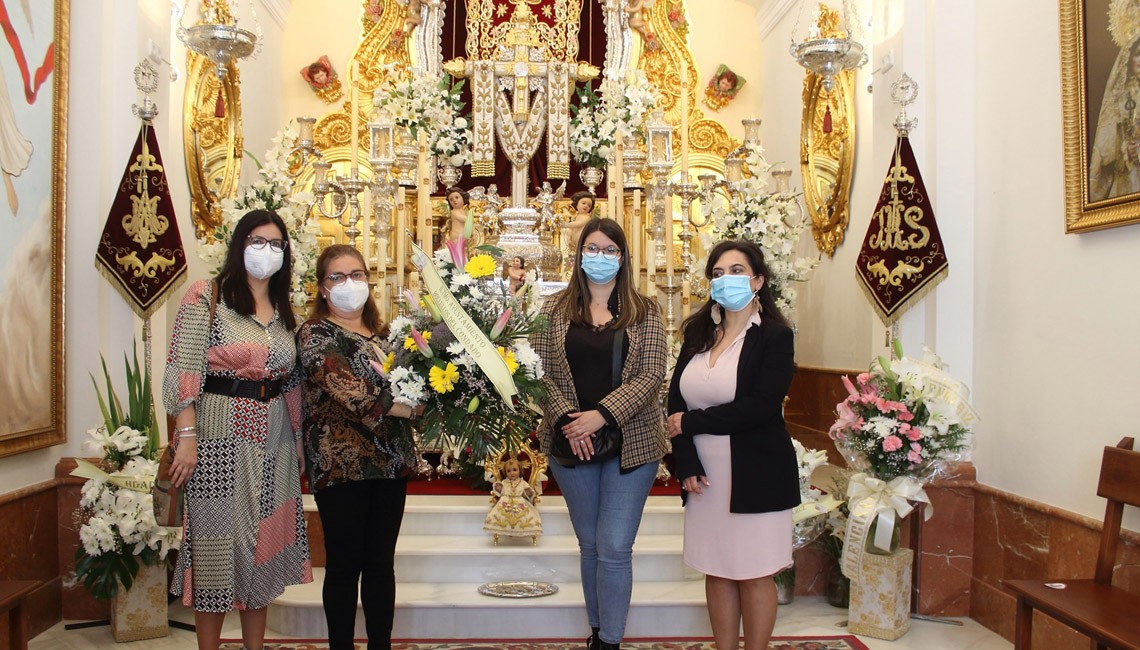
[203,376,283,402]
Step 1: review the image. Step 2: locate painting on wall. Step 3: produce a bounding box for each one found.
[0,0,67,457]
[1062,0,1140,232]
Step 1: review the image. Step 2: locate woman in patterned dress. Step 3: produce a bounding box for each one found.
[666,240,799,650]
[298,245,420,650]
[164,209,313,650]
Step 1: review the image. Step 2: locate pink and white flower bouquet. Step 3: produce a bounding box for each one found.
[828,339,977,482]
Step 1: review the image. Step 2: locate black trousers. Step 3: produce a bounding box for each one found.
[313,478,408,650]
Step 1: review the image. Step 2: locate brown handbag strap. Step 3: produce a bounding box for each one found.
[208,279,218,329]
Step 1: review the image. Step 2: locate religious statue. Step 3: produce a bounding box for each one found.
[299,55,343,103]
[483,457,542,545]
[445,186,471,244]
[625,0,655,40]
[703,64,745,112]
[531,180,566,229]
[503,255,528,295]
[562,191,596,247]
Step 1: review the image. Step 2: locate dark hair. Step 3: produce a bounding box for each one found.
[556,218,652,330]
[307,62,328,77]
[446,186,469,206]
[679,239,788,356]
[215,209,296,330]
[308,244,387,337]
[570,191,595,213]
[717,70,739,88]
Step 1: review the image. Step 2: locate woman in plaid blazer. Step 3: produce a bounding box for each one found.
[532,218,668,650]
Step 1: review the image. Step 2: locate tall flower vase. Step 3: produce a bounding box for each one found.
[110,560,168,642]
[579,166,604,196]
[774,567,795,605]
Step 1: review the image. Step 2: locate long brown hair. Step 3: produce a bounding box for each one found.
[680,239,789,356]
[216,209,297,330]
[308,244,387,337]
[556,218,651,329]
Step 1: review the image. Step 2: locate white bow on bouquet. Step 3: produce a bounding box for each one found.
[840,472,932,579]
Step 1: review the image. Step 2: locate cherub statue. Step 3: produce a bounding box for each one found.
[468,184,505,234]
[503,256,528,295]
[444,186,470,244]
[625,0,655,39]
[483,458,542,545]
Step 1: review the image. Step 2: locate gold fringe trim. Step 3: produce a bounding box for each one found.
[472,160,495,177]
[94,259,187,321]
[548,162,569,179]
[856,263,948,327]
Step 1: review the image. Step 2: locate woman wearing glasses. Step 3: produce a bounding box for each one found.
[531,219,668,650]
[163,209,312,650]
[666,240,798,650]
[297,244,421,650]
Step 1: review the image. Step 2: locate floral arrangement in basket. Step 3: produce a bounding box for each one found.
[373,66,473,167]
[828,339,978,574]
[569,70,660,169]
[71,349,178,600]
[374,234,548,461]
[197,122,321,307]
[700,141,818,314]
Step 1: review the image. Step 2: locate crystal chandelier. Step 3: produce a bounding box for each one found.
[789,0,867,92]
[177,0,260,79]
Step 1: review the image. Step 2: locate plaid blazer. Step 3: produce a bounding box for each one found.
[531,293,668,469]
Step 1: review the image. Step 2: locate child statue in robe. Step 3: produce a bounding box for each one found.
[483,458,542,545]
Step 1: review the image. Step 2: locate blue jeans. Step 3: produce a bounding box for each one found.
[550,458,657,644]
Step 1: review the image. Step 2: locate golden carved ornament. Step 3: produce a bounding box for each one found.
[183,52,243,239]
[799,4,855,257]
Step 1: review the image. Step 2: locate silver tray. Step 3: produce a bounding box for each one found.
[477,581,559,598]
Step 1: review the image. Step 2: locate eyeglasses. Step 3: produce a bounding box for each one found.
[247,235,288,252]
[581,244,621,259]
[325,270,369,285]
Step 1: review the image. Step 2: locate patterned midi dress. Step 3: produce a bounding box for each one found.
[162,279,313,612]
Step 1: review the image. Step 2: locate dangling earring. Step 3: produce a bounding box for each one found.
[710,303,722,325]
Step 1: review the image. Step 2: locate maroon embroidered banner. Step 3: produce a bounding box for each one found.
[855,136,948,326]
[94,123,187,319]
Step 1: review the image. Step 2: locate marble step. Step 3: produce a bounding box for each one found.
[305,494,685,538]
[268,568,712,640]
[391,533,698,583]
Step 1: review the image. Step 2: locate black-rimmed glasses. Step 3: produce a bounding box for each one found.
[325,271,369,285]
[581,244,621,259]
[247,235,288,252]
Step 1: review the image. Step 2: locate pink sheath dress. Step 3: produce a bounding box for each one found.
[679,320,793,580]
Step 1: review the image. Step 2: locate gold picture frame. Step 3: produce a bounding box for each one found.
[1062,0,1140,232]
[0,0,67,457]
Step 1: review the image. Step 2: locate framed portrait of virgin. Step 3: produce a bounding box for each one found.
[0,0,67,456]
[1062,0,1140,232]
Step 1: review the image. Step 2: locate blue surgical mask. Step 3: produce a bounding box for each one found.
[710,274,757,312]
[581,253,620,284]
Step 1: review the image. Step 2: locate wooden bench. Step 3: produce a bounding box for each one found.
[1003,437,1140,649]
[0,580,40,650]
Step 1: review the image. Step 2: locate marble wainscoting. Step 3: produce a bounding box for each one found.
[0,477,63,639]
[55,458,111,622]
[971,484,1140,648]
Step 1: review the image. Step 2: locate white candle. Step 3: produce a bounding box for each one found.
[351,61,360,176]
[680,65,689,179]
[614,139,624,227]
[631,189,641,292]
[417,131,430,251]
[396,187,407,294]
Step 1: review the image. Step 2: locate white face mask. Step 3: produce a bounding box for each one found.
[244,246,284,280]
[328,278,371,312]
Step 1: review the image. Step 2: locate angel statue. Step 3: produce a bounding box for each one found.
[531,180,567,235]
[468,184,506,235]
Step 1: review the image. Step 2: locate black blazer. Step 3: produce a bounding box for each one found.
[667,320,800,514]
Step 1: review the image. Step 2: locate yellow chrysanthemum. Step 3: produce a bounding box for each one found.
[429,362,460,393]
[381,351,395,374]
[465,254,497,278]
[403,330,432,351]
[497,346,519,375]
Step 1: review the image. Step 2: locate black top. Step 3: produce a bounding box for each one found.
[560,293,628,429]
[667,320,800,514]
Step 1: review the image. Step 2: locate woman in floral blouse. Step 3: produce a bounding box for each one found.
[298,244,420,650]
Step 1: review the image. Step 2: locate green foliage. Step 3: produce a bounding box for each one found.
[89,341,159,464]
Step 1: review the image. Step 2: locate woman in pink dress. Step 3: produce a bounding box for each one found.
[164,209,312,650]
[666,239,799,650]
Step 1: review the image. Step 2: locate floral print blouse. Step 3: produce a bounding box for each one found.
[298,318,418,492]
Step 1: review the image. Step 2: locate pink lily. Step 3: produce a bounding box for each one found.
[841,375,859,398]
[404,289,420,312]
[410,327,434,358]
[446,237,467,270]
[490,307,512,341]
[369,359,388,378]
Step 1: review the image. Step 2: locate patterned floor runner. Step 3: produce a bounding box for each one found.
[219,637,869,650]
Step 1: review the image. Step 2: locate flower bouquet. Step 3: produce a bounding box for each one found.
[701,140,817,314]
[373,67,473,166]
[375,235,547,461]
[71,348,178,600]
[198,122,320,308]
[790,439,843,549]
[828,338,978,575]
[569,71,660,168]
